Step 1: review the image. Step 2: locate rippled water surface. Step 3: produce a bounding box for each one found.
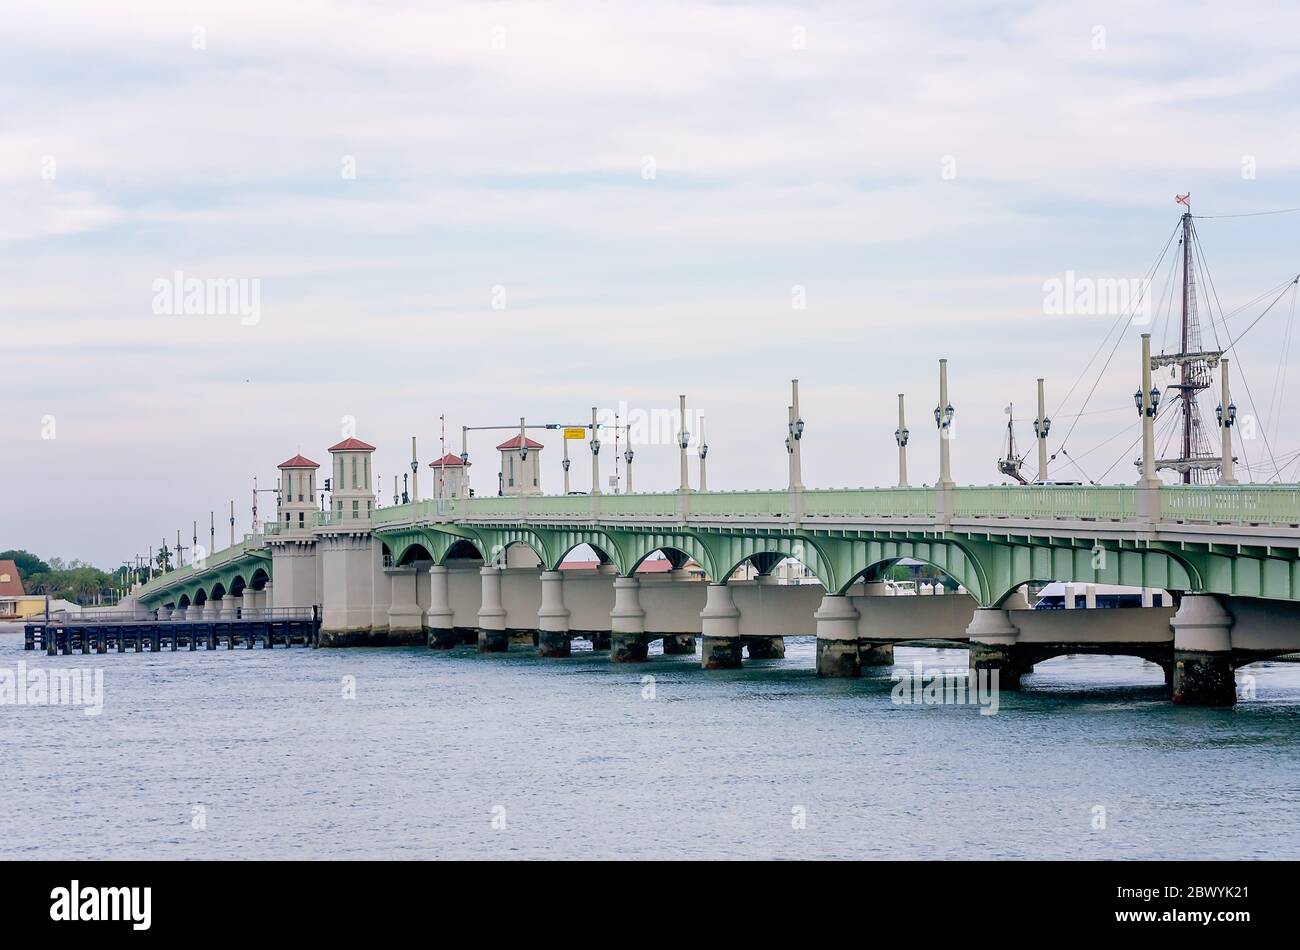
[3,635,1299,859]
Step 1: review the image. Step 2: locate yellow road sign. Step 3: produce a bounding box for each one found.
[563,427,587,440]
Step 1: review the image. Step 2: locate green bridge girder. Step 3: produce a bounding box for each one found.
[138,550,270,609]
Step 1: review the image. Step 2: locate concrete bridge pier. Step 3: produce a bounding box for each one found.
[218,597,238,621]
[319,535,376,646]
[426,565,458,648]
[857,582,894,666]
[741,572,784,658]
[610,576,649,662]
[386,566,426,646]
[1171,594,1236,707]
[967,607,1022,690]
[815,594,860,677]
[662,634,697,655]
[537,570,572,658]
[859,641,895,666]
[742,636,785,659]
[476,566,509,652]
[701,584,742,669]
[240,587,258,619]
[257,583,271,618]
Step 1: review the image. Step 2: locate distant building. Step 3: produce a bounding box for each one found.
[0,560,24,619]
[559,558,689,576]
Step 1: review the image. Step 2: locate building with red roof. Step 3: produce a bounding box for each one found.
[497,432,544,497]
[428,453,470,499]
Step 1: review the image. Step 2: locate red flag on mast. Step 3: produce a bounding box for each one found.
[1175,193,1191,207]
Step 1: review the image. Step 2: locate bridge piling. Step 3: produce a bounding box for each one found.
[859,641,895,666]
[475,566,509,652]
[537,571,572,658]
[815,595,861,677]
[661,634,696,655]
[610,576,648,662]
[742,635,785,659]
[966,608,1023,690]
[427,565,457,648]
[1171,595,1236,706]
[700,584,742,670]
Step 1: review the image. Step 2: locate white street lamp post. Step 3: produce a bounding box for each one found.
[698,414,708,492]
[894,394,909,488]
[1033,378,1050,483]
[1217,358,1237,485]
[789,379,805,491]
[677,394,690,492]
[590,407,601,495]
[935,359,955,490]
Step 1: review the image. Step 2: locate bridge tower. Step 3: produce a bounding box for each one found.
[328,437,377,522]
[318,436,381,645]
[497,434,543,496]
[429,452,470,500]
[276,453,319,533]
[265,452,322,616]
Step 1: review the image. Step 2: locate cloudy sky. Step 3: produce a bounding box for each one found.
[5,0,1300,568]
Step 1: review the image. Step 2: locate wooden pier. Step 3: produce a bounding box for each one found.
[23,608,320,655]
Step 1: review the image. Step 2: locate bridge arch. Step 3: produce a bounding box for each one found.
[984,541,1202,608]
[546,528,629,575]
[840,555,972,597]
[624,533,718,581]
[396,542,434,567]
[709,535,837,590]
[377,525,486,566]
[441,538,485,563]
[473,527,551,568]
[819,536,990,602]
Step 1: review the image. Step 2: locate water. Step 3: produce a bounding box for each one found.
[4,636,1300,859]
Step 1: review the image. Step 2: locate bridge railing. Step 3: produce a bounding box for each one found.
[953,485,1136,520]
[1161,484,1300,524]
[592,492,678,516]
[803,487,937,518]
[135,532,268,598]
[684,490,787,517]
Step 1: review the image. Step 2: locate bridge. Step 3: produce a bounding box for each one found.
[128,348,1300,707]
[131,471,1300,707]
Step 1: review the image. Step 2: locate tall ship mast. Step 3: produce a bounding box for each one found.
[1153,194,1222,483]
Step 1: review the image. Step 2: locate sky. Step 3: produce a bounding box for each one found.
[5,0,1300,569]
